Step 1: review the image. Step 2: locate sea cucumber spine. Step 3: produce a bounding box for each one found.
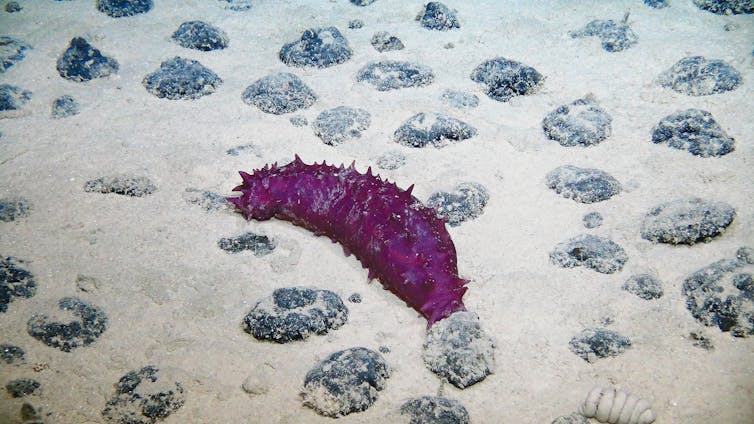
[579,386,656,424]
[227,155,468,325]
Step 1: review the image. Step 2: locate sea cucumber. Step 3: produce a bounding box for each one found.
[227,155,468,325]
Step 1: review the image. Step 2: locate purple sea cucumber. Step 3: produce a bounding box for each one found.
[227,155,468,325]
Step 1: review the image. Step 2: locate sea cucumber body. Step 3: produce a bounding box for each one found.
[227,156,468,325]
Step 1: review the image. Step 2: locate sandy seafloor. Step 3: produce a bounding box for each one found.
[1,0,754,423]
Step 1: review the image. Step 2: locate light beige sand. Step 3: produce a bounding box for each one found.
[1,0,753,422]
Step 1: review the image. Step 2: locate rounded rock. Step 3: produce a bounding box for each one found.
[26,297,108,352]
[218,232,275,255]
[51,95,80,118]
[394,112,476,148]
[1,256,36,313]
[641,197,735,245]
[569,327,631,362]
[143,56,222,100]
[622,274,664,300]
[400,396,470,424]
[371,31,404,52]
[694,0,753,14]
[426,182,489,227]
[470,57,543,102]
[243,287,348,343]
[57,37,118,82]
[0,83,31,112]
[651,109,734,157]
[583,212,603,229]
[0,196,31,222]
[102,366,185,423]
[301,347,389,417]
[96,0,152,18]
[417,2,460,31]
[84,175,157,197]
[172,21,229,51]
[550,234,627,274]
[279,27,352,68]
[542,97,612,147]
[545,165,621,204]
[242,72,317,114]
[0,36,30,73]
[657,56,742,96]
[569,19,638,52]
[312,106,371,145]
[357,61,434,91]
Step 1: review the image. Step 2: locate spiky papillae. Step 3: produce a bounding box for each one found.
[227,155,468,325]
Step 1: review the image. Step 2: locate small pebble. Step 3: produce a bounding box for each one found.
[182,188,228,212]
[357,61,434,91]
[279,27,352,68]
[400,396,470,424]
[622,274,664,300]
[4,1,21,13]
[312,106,371,145]
[1,256,36,313]
[348,19,364,29]
[643,0,669,8]
[569,327,631,362]
[57,37,118,82]
[651,108,734,157]
[218,232,275,255]
[143,56,222,100]
[641,197,735,245]
[422,311,495,389]
[347,293,362,303]
[375,151,406,170]
[222,0,252,11]
[470,57,543,102]
[550,234,627,274]
[84,175,157,197]
[96,0,152,18]
[51,95,80,118]
[441,90,479,109]
[27,297,108,352]
[545,165,621,204]
[102,366,185,423]
[289,115,308,127]
[243,287,348,343]
[657,56,741,96]
[301,347,389,417]
[542,96,612,147]
[242,72,317,114]
[417,2,460,30]
[583,212,603,229]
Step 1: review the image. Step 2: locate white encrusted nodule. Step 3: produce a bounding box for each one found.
[579,386,656,424]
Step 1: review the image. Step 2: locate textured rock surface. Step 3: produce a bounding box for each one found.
[0,343,25,364]
[570,18,638,52]
[644,0,669,8]
[301,347,389,417]
[694,0,753,14]
[641,198,735,244]
[27,297,108,352]
[279,27,352,68]
[0,196,31,222]
[172,21,228,51]
[651,109,735,157]
[569,327,631,362]
[0,83,31,112]
[84,175,157,197]
[57,37,118,82]
[470,57,543,102]
[400,396,470,424]
[0,36,30,72]
[682,247,754,337]
[423,311,495,389]
[426,182,489,227]
[545,165,621,204]
[243,287,348,343]
[623,274,664,300]
[1,256,36,313]
[242,72,317,114]
[218,232,275,255]
[375,151,406,170]
[5,378,40,398]
[51,95,80,118]
[371,31,404,52]
[312,106,371,145]
[350,0,377,5]
[96,0,152,17]
[102,366,185,424]
[357,61,434,91]
[551,412,589,424]
[442,90,479,109]
[417,2,460,30]
[394,112,476,148]
[583,212,603,229]
[550,234,627,274]
[4,1,21,13]
[542,97,612,147]
[143,57,222,100]
[657,56,742,95]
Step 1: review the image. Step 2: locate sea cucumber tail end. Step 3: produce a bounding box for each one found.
[424,281,469,326]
